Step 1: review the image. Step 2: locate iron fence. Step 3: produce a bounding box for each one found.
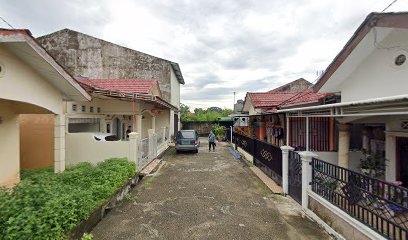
[288,150,302,204]
[253,138,282,185]
[138,138,150,170]
[312,158,408,239]
[233,132,254,154]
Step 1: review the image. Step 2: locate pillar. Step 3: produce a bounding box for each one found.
[54,114,66,173]
[136,114,143,136]
[152,116,156,131]
[385,124,396,182]
[299,151,318,210]
[128,132,139,172]
[338,123,350,169]
[259,121,265,141]
[281,145,295,195]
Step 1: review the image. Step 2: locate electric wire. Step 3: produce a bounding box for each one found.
[0,16,14,29]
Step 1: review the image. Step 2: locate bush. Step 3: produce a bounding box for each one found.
[211,123,227,139]
[0,158,135,240]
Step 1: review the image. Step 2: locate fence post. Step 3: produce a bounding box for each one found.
[148,129,155,161]
[280,146,294,195]
[299,151,318,211]
[128,132,139,172]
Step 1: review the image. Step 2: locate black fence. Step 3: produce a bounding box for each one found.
[288,151,302,204]
[233,132,282,185]
[312,158,408,240]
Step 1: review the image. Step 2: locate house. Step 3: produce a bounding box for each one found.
[37,28,184,138]
[278,12,408,239]
[0,29,91,188]
[64,78,176,167]
[240,79,331,148]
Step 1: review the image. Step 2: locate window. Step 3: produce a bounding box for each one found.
[97,107,101,113]
[72,104,77,112]
[81,105,86,112]
[90,106,94,113]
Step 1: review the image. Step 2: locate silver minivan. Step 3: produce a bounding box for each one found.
[175,130,200,153]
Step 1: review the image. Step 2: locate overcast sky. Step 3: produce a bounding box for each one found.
[1,0,408,110]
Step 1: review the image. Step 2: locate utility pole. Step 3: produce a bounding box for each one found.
[233,92,236,111]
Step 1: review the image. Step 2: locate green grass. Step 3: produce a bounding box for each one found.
[0,158,135,240]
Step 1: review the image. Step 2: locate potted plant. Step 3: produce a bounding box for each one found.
[360,151,387,178]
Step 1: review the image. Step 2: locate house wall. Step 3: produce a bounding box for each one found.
[0,102,20,188]
[65,133,131,166]
[339,29,408,102]
[37,29,174,103]
[170,68,180,108]
[0,45,63,114]
[19,114,54,169]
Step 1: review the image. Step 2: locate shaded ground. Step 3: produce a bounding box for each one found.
[92,138,332,240]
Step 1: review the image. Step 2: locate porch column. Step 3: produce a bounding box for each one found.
[281,145,294,195]
[385,124,396,182]
[54,114,66,173]
[136,114,143,135]
[299,151,318,210]
[259,121,265,141]
[338,123,350,169]
[128,132,139,172]
[151,116,156,131]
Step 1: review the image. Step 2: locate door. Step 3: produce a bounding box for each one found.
[112,117,122,138]
[174,113,179,137]
[397,137,408,187]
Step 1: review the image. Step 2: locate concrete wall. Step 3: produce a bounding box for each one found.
[0,45,63,114]
[19,114,54,169]
[170,67,180,108]
[338,29,408,102]
[65,133,132,166]
[37,29,174,103]
[0,102,20,188]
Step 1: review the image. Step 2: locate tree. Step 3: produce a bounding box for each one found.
[180,104,233,122]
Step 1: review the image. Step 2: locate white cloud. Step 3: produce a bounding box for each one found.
[1,0,408,110]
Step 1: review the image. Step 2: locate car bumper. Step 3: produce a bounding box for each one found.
[176,144,199,151]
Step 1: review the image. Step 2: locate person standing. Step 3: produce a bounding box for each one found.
[208,131,216,152]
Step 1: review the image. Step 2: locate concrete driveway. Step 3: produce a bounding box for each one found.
[92,138,332,240]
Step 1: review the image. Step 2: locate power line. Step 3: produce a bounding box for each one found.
[0,16,14,29]
[382,0,398,12]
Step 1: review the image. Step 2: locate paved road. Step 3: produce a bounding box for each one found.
[92,138,332,240]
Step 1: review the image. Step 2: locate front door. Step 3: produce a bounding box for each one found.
[397,137,408,187]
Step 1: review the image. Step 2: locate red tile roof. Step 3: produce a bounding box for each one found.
[249,89,330,109]
[76,78,159,94]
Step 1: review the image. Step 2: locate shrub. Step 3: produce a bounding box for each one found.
[211,123,227,139]
[0,158,135,240]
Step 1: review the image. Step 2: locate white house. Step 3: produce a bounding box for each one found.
[0,29,91,188]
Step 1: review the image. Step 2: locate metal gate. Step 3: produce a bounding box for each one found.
[288,150,302,204]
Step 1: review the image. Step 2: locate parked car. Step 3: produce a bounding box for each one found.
[175,130,200,153]
[93,133,120,141]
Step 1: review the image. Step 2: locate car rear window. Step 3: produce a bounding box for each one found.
[177,131,195,139]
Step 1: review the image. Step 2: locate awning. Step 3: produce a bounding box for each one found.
[278,94,408,117]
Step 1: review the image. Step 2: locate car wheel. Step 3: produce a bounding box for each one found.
[195,149,198,153]
[176,150,180,154]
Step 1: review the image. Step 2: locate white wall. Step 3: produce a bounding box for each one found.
[170,67,180,108]
[65,133,132,166]
[0,102,20,188]
[0,45,63,114]
[338,29,408,102]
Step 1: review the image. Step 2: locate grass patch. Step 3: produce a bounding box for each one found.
[143,177,154,187]
[254,179,272,196]
[0,158,135,240]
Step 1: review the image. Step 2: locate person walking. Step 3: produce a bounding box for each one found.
[208,131,216,152]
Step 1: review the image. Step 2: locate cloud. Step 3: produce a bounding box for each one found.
[1,0,408,110]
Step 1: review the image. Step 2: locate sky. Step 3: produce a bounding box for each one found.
[1,0,408,110]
